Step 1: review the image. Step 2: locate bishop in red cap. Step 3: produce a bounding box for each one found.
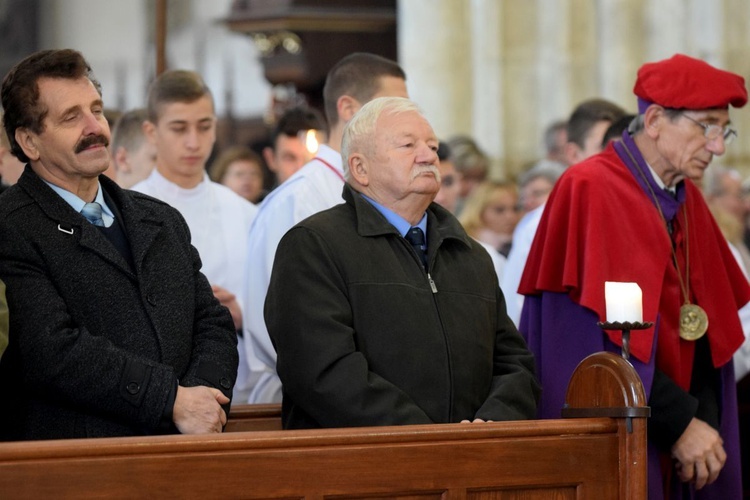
[518,54,749,500]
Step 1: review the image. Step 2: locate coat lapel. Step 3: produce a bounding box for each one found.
[99,176,164,277]
[18,170,151,280]
[77,222,135,279]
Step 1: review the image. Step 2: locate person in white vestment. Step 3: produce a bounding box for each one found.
[262,106,327,186]
[131,70,257,402]
[243,53,409,404]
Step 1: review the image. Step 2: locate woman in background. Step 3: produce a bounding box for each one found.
[460,180,520,258]
[209,146,267,204]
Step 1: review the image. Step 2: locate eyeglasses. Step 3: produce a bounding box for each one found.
[682,114,738,145]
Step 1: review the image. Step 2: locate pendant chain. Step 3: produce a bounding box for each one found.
[620,142,691,306]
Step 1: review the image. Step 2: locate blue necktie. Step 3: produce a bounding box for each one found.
[81,202,105,227]
[405,227,427,269]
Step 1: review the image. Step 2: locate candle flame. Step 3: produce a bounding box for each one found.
[305,129,320,154]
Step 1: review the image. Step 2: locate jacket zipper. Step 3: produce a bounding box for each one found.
[424,249,453,421]
[427,273,438,293]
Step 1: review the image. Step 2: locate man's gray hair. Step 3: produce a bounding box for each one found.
[341,97,423,182]
[629,107,683,135]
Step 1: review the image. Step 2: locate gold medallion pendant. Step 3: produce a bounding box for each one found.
[679,303,708,340]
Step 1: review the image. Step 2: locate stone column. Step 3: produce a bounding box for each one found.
[398,0,472,141]
[535,0,571,155]
[596,0,644,110]
[643,0,688,61]
[397,0,750,174]
[468,0,505,176]
[690,0,723,62]
[723,0,750,166]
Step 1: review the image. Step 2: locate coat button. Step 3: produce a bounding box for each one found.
[126,382,140,395]
[220,378,231,390]
[147,294,157,306]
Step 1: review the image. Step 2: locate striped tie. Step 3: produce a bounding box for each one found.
[405,227,427,269]
[81,202,105,227]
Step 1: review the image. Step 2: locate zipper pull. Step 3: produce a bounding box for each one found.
[427,273,438,293]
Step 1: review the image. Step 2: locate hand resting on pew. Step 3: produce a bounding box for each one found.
[173,385,230,434]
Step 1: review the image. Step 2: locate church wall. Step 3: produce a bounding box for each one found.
[15,0,750,177]
[399,0,750,178]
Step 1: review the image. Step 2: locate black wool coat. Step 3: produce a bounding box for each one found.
[266,184,540,429]
[0,168,238,440]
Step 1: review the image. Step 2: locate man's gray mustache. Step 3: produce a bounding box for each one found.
[411,164,441,182]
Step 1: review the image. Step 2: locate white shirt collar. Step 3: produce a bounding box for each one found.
[646,163,676,194]
[147,168,210,199]
[44,179,115,226]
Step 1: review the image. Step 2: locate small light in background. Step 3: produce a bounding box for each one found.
[301,129,326,156]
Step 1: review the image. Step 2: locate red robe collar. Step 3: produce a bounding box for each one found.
[519,143,749,388]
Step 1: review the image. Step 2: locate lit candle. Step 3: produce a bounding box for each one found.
[604,282,642,323]
[303,129,320,155]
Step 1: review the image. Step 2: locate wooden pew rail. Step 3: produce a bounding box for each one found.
[0,352,648,499]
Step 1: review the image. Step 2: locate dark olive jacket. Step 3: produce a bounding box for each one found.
[0,168,238,440]
[266,184,540,429]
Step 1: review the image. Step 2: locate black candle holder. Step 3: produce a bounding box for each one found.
[597,321,654,360]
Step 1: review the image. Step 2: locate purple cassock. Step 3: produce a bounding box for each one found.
[519,132,744,500]
[520,293,741,500]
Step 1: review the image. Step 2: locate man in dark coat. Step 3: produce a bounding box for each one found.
[265,97,539,429]
[0,49,238,440]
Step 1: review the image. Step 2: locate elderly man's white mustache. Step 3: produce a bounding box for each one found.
[411,164,441,183]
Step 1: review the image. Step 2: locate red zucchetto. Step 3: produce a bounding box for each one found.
[634,53,747,113]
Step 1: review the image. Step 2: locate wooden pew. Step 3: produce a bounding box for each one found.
[0,352,648,499]
[224,403,282,432]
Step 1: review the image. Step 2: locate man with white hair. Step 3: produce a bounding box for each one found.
[264,97,539,429]
[244,52,409,404]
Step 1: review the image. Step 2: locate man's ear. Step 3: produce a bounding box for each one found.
[348,153,369,186]
[262,146,277,172]
[337,95,360,123]
[142,120,157,145]
[114,146,130,173]
[642,105,664,139]
[15,128,40,162]
[563,141,582,166]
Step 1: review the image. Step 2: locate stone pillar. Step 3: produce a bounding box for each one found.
[690,0,723,63]
[468,0,504,176]
[398,0,472,141]
[397,0,750,174]
[723,0,750,167]
[596,0,644,110]
[501,1,555,173]
[643,0,687,61]
[535,0,571,155]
